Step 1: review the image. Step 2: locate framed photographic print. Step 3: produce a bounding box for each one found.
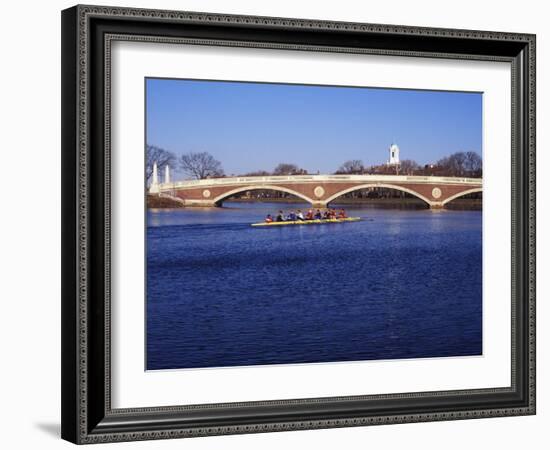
[61,4,536,444]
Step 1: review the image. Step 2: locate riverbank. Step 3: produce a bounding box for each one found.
[147,195,184,209]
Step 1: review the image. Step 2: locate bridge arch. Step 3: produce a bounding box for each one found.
[441,187,483,206]
[211,185,316,206]
[324,184,433,207]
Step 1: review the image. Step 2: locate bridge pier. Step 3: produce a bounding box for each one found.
[429,202,444,209]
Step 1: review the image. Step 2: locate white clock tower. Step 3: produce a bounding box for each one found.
[387,143,400,165]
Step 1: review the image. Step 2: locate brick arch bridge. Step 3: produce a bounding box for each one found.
[150,174,482,209]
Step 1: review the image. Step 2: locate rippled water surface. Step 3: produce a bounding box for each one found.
[146,202,482,370]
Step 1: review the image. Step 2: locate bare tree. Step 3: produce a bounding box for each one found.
[146,145,176,183]
[435,156,450,175]
[273,163,302,175]
[436,151,483,177]
[336,160,364,174]
[437,152,464,176]
[179,152,224,179]
[399,159,420,175]
[464,151,482,177]
[450,152,468,176]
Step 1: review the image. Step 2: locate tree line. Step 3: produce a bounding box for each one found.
[146,145,309,182]
[335,151,482,177]
[146,145,482,182]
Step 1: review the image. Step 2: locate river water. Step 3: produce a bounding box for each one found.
[146,202,482,370]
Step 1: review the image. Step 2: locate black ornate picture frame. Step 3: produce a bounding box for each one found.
[61,4,536,444]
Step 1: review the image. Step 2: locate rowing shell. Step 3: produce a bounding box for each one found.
[251,217,361,227]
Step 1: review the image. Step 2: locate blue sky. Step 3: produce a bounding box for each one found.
[146,78,482,177]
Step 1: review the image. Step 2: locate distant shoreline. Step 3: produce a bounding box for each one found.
[147,195,481,210]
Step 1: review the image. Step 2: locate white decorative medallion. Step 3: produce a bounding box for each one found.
[202,189,211,198]
[431,187,442,199]
[314,186,325,198]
